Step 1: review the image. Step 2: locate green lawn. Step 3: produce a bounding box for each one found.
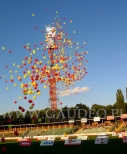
[0,136,126,154]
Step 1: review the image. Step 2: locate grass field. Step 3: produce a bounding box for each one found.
[0,136,126,154]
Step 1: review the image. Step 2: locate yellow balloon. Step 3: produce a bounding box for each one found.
[27,91,31,94]
[33,50,36,54]
[2,47,5,50]
[27,70,31,75]
[43,86,47,89]
[37,92,41,95]
[33,96,36,99]
[29,87,32,90]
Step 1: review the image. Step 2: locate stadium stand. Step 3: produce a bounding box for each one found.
[41,127,77,135]
[24,130,42,137]
[76,123,115,134]
[0,132,25,137]
[118,121,127,131]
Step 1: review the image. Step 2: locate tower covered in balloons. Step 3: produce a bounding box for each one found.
[0,11,88,111]
[46,26,59,110]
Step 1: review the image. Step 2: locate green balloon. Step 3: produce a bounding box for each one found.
[38,118,42,123]
[8,124,12,128]
[29,106,33,109]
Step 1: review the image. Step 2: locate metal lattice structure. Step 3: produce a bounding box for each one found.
[46,27,59,110]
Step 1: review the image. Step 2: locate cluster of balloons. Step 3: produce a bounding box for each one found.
[0,3,88,151]
[0,8,88,112]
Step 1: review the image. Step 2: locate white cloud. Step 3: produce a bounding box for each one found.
[59,87,90,97]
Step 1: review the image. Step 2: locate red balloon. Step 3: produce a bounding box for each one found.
[2,146,6,152]
[21,108,25,112]
[31,66,34,69]
[28,100,33,103]
[14,101,17,104]
[24,96,27,99]
[14,131,19,136]
[7,119,11,123]
[32,103,35,106]
[8,50,12,53]
[1,137,5,142]
[24,84,28,87]
[24,57,28,60]
[32,115,36,120]
[60,102,62,105]
[34,58,38,61]
[18,106,22,110]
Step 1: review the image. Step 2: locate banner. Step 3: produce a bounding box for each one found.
[121,114,127,119]
[93,117,100,122]
[107,116,114,120]
[19,141,32,146]
[77,136,88,140]
[64,139,81,146]
[61,137,69,140]
[47,137,55,140]
[68,119,74,123]
[95,138,109,144]
[123,136,127,143]
[40,140,54,146]
[119,133,125,138]
[16,138,30,142]
[81,118,87,123]
[95,134,109,144]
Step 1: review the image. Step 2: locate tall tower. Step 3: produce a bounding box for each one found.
[46,27,59,110]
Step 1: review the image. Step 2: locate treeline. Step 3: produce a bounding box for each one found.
[0,89,127,125]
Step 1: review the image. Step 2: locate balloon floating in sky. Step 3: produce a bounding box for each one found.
[0,3,88,112]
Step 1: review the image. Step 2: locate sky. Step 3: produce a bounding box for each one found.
[0,0,127,114]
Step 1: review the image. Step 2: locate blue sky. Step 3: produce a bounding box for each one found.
[0,0,127,114]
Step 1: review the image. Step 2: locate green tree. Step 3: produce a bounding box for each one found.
[75,103,89,119]
[91,104,106,118]
[0,115,3,125]
[62,106,68,120]
[17,112,25,124]
[124,102,127,113]
[113,89,126,115]
[24,111,31,123]
[105,105,114,115]
[10,111,17,124]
